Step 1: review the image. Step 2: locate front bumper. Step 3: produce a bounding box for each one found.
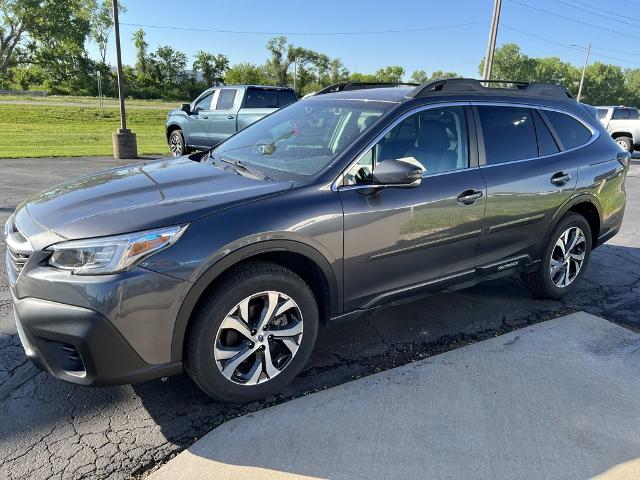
[13,295,181,386]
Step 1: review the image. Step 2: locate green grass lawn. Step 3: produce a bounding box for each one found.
[0,94,181,109]
[0,104,171,158]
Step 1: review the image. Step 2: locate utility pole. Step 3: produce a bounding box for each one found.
[574,43,591,102]
[293,58,297,94]
[482,0,503,81]
[111,0,137,159]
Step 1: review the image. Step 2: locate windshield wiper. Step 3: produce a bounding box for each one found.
[216,157,271,181]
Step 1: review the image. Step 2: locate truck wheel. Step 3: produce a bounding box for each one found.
[521,213,592,300]
[614,136,633,153]
[185,262,319,403]
[169,129,189,156]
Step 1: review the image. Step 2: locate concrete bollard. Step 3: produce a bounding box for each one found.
[112,128,138,159]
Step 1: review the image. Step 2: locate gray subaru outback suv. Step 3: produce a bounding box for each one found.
[5,79,629,402]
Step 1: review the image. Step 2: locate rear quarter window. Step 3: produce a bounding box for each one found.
[543,110,592,150]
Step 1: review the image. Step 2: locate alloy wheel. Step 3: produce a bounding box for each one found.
[213,291,303,385]
[169,133,183,156]
[549,226,587,288]
[616,139,628,150]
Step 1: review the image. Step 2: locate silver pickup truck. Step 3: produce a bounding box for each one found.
[165,85,297,156]
[596,106,640,152]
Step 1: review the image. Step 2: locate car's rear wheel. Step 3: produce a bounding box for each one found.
[185,262,319,402]
[614,136,633,153]
[521,213,592,299]
[169,129,188,156]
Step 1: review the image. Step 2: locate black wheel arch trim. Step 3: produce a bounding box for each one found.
[171,239,340,362]
[542,193,603,255]
[166,123,182,141]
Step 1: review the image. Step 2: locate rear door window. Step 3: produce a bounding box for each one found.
[278,90,297,107]
[215,89,237,110]
[612,108,630,120]
[477,106,538,165]
[533,110,560,156]
[244,89,279,108]
[543,110,592,150]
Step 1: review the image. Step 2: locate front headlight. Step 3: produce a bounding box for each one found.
[46,225,188,275]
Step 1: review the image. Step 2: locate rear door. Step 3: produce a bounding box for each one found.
[339,104,487,310]
[474,104,590,268]
[201,88,240,146]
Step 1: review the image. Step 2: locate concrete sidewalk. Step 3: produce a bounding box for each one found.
[149,312,640,480]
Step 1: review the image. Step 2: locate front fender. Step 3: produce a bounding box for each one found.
[170,238,340,361]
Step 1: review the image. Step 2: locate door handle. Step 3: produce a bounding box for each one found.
[550,171,571,186]
[201,115,209,119]
[457,189,483,205]
[227,115,235,120]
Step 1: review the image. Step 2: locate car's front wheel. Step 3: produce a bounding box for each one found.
[185,262,319,402]
[521,213,592,299]
[168,129,188,156]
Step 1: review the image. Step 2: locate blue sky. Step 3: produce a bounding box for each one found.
[91,0,640,79]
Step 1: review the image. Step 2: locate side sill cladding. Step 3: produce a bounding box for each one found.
[170,240,340,362]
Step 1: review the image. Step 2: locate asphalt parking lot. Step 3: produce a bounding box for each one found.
[1,157,639,480]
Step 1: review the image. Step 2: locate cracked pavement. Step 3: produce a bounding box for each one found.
[0,157,638,479]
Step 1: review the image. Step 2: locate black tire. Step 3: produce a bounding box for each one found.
[185,262,319,403]
[521,213,592,299]
[614,136,633,153]
[168,129,189,156]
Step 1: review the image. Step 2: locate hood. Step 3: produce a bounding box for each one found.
[23,156,292,239]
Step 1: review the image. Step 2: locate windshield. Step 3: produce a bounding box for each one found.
[210,98,396,181]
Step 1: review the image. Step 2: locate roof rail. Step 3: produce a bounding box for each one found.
[314,81,419,95]
[407,78,573,100]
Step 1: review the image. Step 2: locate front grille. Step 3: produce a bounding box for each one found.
[8,247,30,275]
[4,217,33,283]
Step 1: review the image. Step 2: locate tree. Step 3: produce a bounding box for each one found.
[152,45,187,86]
[534,56,578,89]
[132,29,149,75]
[225,62,269,85]
[193,51,229,86]
[265,36,291,86]
[410,70,429,83]
[374,65,405,83]
[0,0,99,79]
[580,62,627,105]
[479,43,536,81]
[0,0,31,76]
[90,0,125,65]
[624,68,640,107]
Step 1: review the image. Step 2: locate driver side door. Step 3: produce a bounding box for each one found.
[184,90,215,148]
[338,104,487,310]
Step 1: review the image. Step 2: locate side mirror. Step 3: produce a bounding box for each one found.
[181,103,192,114]
[372,159,423,187]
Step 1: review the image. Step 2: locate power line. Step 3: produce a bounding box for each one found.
[501,24,640,66]
[552,0,638,28]
[508,0,640,41]
[559,0,640,24]
[119,21,483,36]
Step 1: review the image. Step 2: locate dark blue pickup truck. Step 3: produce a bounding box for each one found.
[165,85,297,156]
